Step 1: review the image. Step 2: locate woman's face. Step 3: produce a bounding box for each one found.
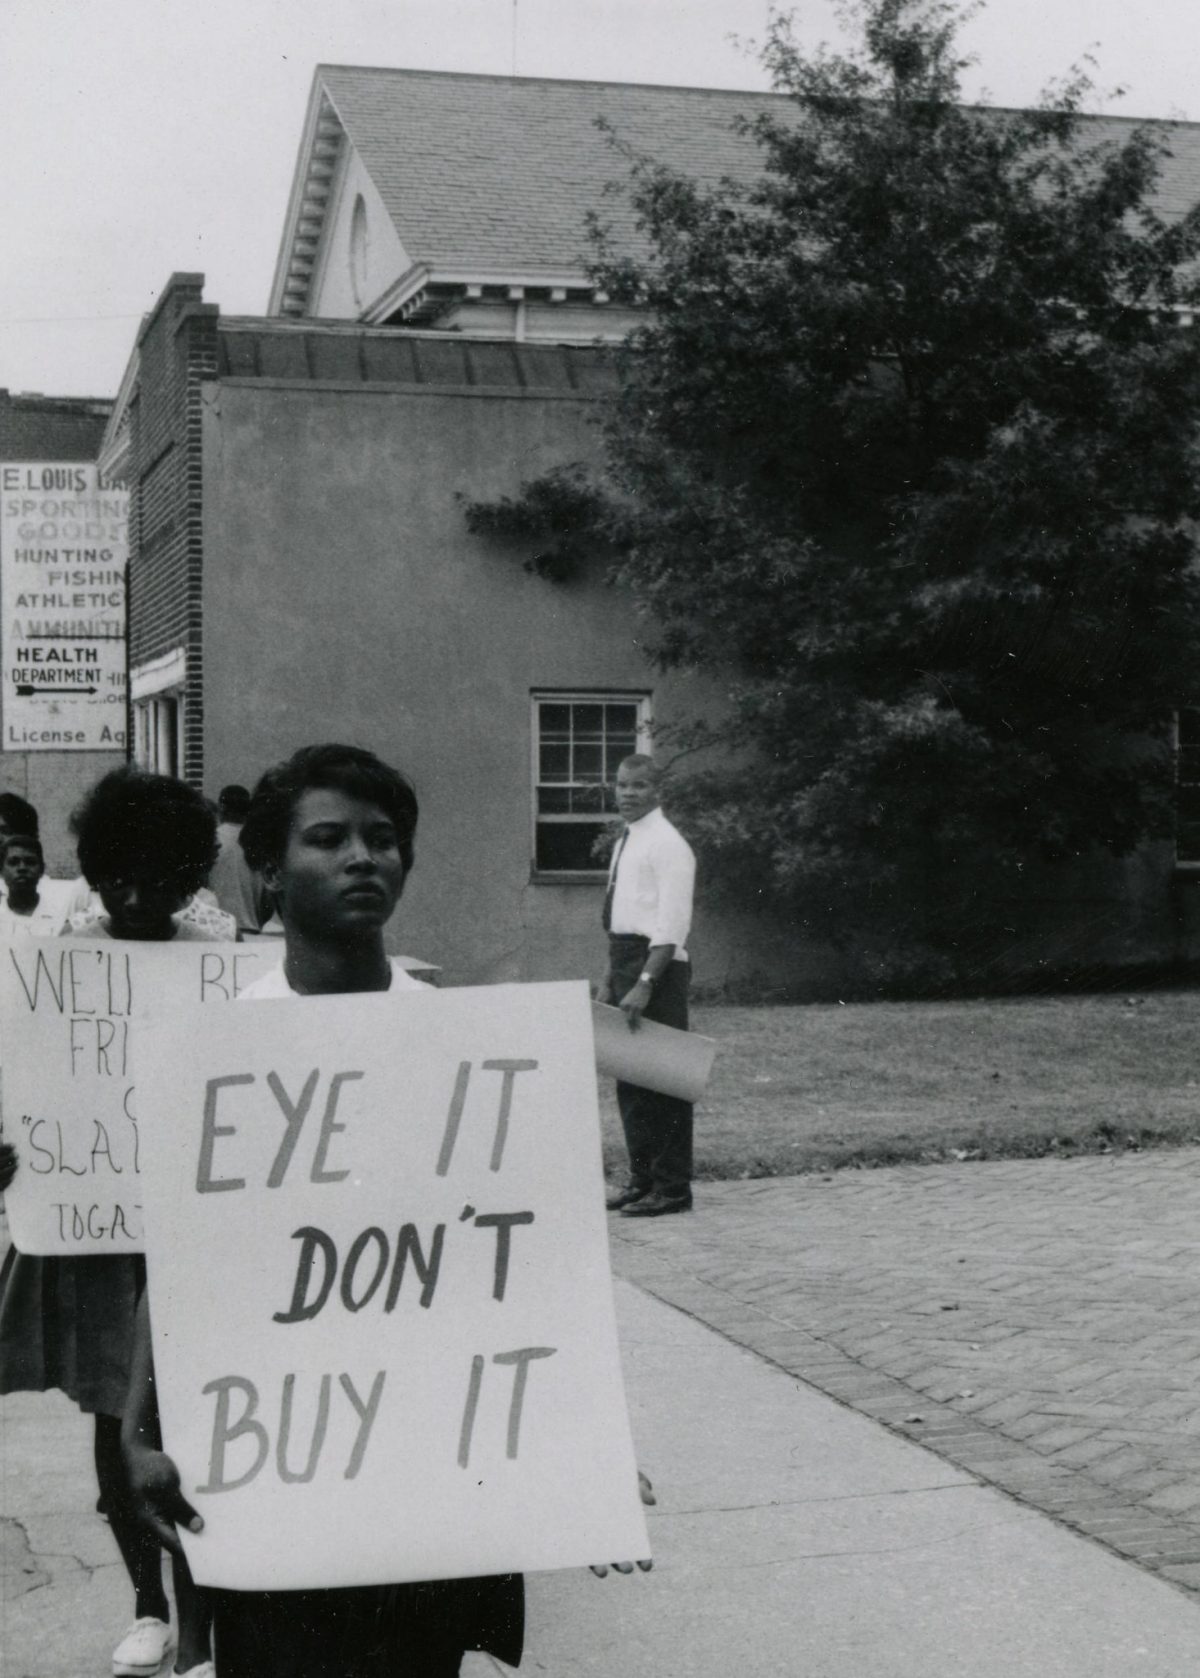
[3,842,43,905]
[97,872,189,940]
[267,786,406,940]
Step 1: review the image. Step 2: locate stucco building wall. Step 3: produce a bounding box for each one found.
[198,375,808,986]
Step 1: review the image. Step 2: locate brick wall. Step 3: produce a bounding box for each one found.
[127,273,218,786]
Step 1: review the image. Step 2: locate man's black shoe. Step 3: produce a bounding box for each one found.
[606,1185,651,1212]
[621,1192,693,1218]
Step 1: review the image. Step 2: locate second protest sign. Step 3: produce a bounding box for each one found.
[0,939,272,1255]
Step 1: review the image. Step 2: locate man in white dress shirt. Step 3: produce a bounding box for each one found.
[599,755,697,1217]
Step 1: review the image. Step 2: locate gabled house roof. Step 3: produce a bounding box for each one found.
[318,66,776,275]
[269,65,1200,325]
[269,67,781,320]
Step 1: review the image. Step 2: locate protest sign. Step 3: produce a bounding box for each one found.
[0,939,272,1255]
[137,980,650,1590]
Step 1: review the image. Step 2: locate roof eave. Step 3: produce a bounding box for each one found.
[96,335,143,485]
[360,264,608,324]
[268,70,345,317]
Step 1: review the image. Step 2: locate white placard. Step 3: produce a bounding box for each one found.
[136,981,650,1590]
[0,940,272,1253]
[0,461,128,751]
[591,1001,716,1101]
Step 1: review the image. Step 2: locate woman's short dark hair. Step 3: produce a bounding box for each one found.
[1,832,43,865]
[0,792,39,837]
[239,745,419,875]
[71,767,219,894]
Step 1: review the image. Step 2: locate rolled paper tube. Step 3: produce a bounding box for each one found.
[591,1002,717,1103]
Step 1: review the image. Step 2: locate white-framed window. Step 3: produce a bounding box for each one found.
[1177,707,1200,864]
[133,695,182,777]
[531,691,651,874]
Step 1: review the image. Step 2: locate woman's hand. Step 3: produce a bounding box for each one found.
[0,1140,17,1192]
[589,1470,656,1577]
[123,1436,204,1554]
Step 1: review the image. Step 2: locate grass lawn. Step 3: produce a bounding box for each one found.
[598,988,1200,1179]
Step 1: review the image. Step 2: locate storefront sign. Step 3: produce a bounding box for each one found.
[1,462,128,751]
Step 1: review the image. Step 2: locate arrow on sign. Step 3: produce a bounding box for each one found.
[15,685,98,696]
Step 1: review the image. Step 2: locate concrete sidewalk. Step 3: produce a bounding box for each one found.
[7,1276,1200,1676]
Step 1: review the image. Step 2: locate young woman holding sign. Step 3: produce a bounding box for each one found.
[0,767,220,1678]
[121,743,651,1677]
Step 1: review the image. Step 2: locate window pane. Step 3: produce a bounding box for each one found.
[606,703,638,735]
[591,822,622,865]
[536,820,606,871]
[574,703,604,735]
[540,703,570,734]
[538,786,570,813]
[540,742,570,781]
[573,742,603,781]
[571,783,604,813]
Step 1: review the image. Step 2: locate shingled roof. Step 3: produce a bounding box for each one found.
[269,65,1200,320]
[319,66,779,276]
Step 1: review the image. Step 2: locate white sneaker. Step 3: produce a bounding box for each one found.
[112,1617,173,1677]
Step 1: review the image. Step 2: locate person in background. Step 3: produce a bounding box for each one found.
[0,834,73,937]
[0,790,39,845]
[65,773,234,945]
[207,783,267,937]
[122,742,651,1676]
[599,754,697,1218]
[0,766,219,1678]
[0,792,92,921]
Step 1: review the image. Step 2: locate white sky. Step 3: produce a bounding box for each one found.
[2,0,1197,397]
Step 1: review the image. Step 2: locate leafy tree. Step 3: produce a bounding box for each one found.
[485,0,1200,984]
[460,465,606,581]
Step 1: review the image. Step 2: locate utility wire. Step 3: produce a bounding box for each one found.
[0,313,144,325]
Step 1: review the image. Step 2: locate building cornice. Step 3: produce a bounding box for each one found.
[97,342,141,486]
[268,74,346,318]
[362,265,614,328]
[130,647,186,700]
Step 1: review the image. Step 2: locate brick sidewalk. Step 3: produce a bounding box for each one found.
[609,1147,1200,1595]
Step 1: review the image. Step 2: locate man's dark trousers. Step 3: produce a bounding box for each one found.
[608,933,693,1199]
